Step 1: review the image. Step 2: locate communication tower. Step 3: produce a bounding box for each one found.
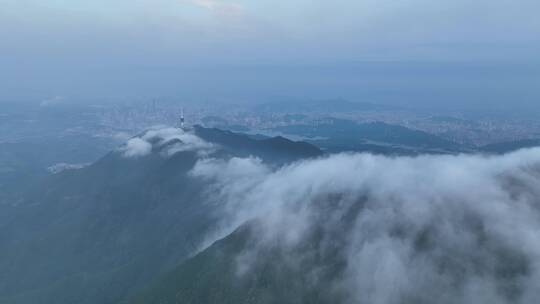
[180,108,185,129]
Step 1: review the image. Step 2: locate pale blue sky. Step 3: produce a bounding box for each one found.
[3,0,539,63]
[1,0,539,104]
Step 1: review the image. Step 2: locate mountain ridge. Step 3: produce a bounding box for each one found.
[0,126,322,304]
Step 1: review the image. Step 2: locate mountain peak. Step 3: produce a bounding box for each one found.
[115,125,322,164]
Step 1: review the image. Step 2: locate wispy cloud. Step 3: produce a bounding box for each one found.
[187,0,244,17]
[40,95,66,107]
[120,127,215,158]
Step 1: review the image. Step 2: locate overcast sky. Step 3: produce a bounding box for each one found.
[1,0,539,106]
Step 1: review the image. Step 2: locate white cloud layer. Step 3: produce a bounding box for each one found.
[120,127,215,158]
[122,138,153,158]
[192,148,540,303]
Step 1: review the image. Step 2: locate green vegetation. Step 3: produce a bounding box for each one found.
[0,127,321,304]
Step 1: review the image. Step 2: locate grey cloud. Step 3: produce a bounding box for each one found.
[2,0,538,102]
[191,148,540,303]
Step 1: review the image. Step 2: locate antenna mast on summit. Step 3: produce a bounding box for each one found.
[180,108,185,129]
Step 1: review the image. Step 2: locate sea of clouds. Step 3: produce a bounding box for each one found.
[191,148,540,304]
